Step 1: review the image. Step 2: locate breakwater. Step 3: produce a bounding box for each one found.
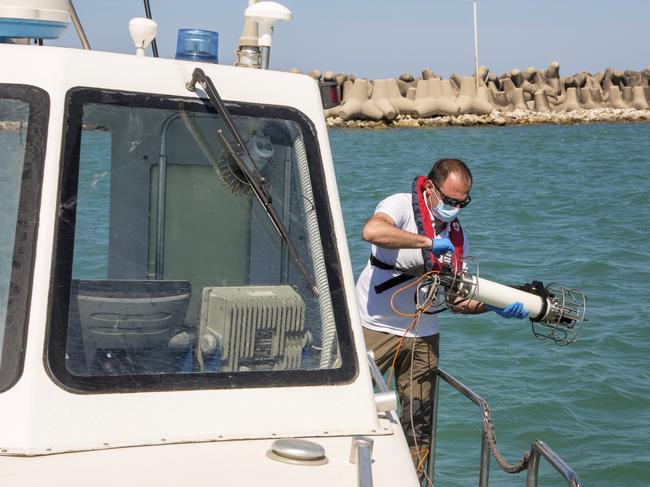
[293,62,650,127]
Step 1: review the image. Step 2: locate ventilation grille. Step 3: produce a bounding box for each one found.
[199,285,306,371]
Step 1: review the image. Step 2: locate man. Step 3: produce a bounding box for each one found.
[355,158,527,473]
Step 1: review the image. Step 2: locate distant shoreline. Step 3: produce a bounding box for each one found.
[326,108,650,128]
[308,62,650,127]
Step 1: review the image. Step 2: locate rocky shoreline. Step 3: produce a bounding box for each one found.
[326,107,650,128]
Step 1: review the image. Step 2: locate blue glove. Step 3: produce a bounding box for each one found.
[485,302,529,319]
[432,237,455,257]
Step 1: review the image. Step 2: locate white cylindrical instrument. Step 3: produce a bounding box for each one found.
[437,256,587,345]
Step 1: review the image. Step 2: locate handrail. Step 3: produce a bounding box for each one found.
[367,352,389,394]
[350,436,374,487]
[68,1,91,50]
[364,357,582,486]
[526,440,582,487]
[434,367,491,487]
[366,353,398,423]
[429,367,583,487]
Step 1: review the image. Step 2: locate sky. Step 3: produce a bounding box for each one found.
[51,0,650,80]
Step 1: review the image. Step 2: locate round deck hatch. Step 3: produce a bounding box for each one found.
[266,439,328,466]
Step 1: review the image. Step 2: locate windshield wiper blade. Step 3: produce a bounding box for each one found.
[186,68,318,295]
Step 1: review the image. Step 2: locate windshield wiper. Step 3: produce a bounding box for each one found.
[186,68,318,295]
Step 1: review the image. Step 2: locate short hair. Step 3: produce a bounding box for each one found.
[427,158,473,188]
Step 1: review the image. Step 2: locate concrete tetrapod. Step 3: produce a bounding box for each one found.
[590,88,605,105]
[450,74,463,92]
[621,86,633,104]
[457,77,493,115]
[488,74,501,90]
[396,74,416,97]
[579,87,601,110]
[338,78,383,121]
[369,79,397,120]
[340,79,354,103]
[493,91,512,111]
[510,68,523,88]
[406,86,417,101]
[521,81,538,102]
[422,68,438,80]
[457,76,476,114]
[485,85,497,108]
[556,87,581,112]
[510,88,529,111]
[435,78,461,115]
[607,85,629,109]
[474,86,496,114]
[414,78,460,117]
[307,69,322,81]
[545,62,562,95]
[500,77,516,97]
[413,80,432,117]
[546,61,560,79]
[533,90,551,112]
[385,78,417,116]
[631,86,650,110]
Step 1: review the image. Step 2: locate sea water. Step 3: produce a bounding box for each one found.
[330,122,650,487]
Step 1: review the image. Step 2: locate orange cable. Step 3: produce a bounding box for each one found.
[386,271,439,387]
[416,447,430,473]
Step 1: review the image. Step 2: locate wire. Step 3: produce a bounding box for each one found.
[385,271,440,387]
[385,269,449,485]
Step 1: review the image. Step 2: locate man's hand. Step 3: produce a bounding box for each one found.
[485,302,529,319]
[432,237,455,257]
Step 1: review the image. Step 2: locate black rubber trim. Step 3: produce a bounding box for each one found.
[45,87,358,394]
[0,84,49,393]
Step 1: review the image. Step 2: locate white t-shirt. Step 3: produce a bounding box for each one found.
[355,193,469,337]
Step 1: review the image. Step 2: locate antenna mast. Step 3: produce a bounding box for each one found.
[473,0,479,89]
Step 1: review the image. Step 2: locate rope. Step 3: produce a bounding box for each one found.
[386,269,532,478]
[481,402,532,474]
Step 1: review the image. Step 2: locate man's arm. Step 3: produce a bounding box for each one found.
[362,213,432,249]
[449,298,528,319]
[448,298,489,314]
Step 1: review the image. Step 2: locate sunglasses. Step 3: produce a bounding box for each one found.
[433,182,472,208]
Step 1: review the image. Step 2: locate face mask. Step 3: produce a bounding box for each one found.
[431,201,460,222]
[428,188,460,222]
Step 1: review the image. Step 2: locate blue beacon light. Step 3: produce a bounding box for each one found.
[175,29,219,63]
[0,18,67,41]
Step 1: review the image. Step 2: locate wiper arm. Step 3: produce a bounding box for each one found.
[186,68,318,295]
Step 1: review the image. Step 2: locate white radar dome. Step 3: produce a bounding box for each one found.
[244,1,292,48]
[128,17,158,57]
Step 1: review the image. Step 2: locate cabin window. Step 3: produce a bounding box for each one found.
[48,88,356,392]
[0,85,48,392]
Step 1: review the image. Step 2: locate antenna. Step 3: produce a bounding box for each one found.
[472,0,480,90]
[244,1,292,69]
[142,0,159,57]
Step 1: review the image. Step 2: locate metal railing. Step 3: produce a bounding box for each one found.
[429,366,582,487]
[526,440,582,487]
[365,355,582,487]
[350,436,375,487]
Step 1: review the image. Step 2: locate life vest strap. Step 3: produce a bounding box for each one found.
[369,254,416,294]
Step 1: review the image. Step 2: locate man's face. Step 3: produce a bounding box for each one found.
[426,171,472,209]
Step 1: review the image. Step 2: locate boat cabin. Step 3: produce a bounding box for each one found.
[0,16,419,486]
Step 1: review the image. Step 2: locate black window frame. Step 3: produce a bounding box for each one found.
[46,87,358,393]
[0,84,49,392]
